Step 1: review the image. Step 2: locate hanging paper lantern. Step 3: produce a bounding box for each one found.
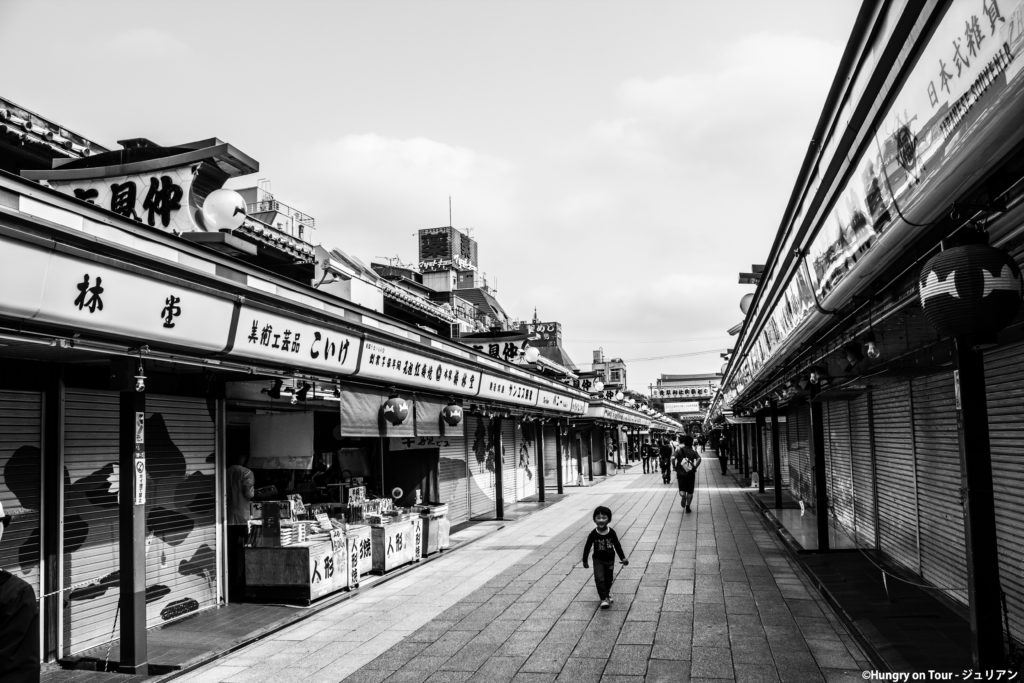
[382,395,409,425]
[919,244,1022,339]
[201,189,247,231]
[441,403,463,427]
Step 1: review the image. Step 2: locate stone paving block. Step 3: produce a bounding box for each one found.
[603,643,651,676]
[666,579,695,595]
[519,642,577,673]
[729,635,772,663]
[423,672,475,683]
[496,629,548,656]
[476,620,521,643]
[420,630,478,658]
[624,599,661,622]
[661,594,695,612]
[615,620,656,645]
[380,670,431,683]
[507,674,556,683]
[821,668,867,682]
[688,645,733,679]
[344,666,394,683]
[691,622,728,647]
[442,641,503,672]
[541,619,589,644]
[732,661,782,681]
[649,637,692,661]
[553,657,606,681]
[644,658,689,682]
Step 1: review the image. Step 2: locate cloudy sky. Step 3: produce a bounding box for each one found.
[0,0,859,393]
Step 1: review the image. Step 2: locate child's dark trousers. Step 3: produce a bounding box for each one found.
[593,558,615,599]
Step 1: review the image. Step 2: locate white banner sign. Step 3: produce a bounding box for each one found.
[477,372,539,407]
[230,305,360,375]
[357,339,482,396]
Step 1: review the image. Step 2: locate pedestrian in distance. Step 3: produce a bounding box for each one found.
[581,505,628,609]
[0,499,40,683]
[674,435,702,513]
[658,438,673,484]
[641,440,652,474]
[718,441,728,475]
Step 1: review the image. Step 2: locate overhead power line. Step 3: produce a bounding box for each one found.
[577,348,722,366]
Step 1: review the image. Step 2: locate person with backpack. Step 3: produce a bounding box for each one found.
[674,435,702,513]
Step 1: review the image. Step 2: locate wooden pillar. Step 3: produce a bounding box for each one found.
[587,430,594,482]
[492,417,504,521]
[555,422,564,494]
[755,413,766,493]
[771,401,783,509]
[119,390,148,674]
[809,401,829,552]
[954,340,1006,668]
[536,422,545,503]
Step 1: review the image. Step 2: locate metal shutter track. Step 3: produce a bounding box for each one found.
[824,401,855,536]
[985,341,1024,643]
[850,395,877,548]
[871,382,919,572]
[438,425,469,526]
[0,391,42,599]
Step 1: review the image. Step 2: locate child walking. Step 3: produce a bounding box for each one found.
[581,505,628,609]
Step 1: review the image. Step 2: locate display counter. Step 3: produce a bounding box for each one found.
[245,536,350,604]
[370,516,422,573]
[347,523,373,578]
[412,504,450,557]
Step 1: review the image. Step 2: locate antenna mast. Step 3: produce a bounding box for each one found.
[449,196,452,227]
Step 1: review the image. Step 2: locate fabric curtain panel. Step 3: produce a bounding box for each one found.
[414,395,449,437]
[338,386,416,438]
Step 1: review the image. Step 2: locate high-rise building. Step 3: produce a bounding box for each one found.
[418,226,478,272]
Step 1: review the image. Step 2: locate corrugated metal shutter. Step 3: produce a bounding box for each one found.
[825,400,855,536]
[850,394,876,548]
[871,382,919,572]
[466,415,496,519]
[438,422,469,525]
[63,389,121,654]
[777,419,790,486]
[514,422,538,501]
[911,373,967,605]
[542,425,559,484]
[63,391,218,655]
[787,405,813,505]
[985,340,1024,643]
[0,391,43,602]
[144,395,218,628]
[501,420,517,504]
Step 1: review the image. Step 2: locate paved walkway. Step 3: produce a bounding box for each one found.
[173,460,871,682]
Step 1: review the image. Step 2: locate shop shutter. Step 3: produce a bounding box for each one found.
[466,415,496,519]
[501,419,517,504]
[777,419,790,486]
[910,372,967,605]
[514,422,538,501]
[850,394,877,548]
[787,405,813,505]
[144,395,218,629]
[438,422,469,526]
[542,425,559,485]
[63,391,218,655]
[824,400,855,536]
[871,382,919,572]
[985,340,1024,643]
[0,391,43,604]
[63,389,121,654]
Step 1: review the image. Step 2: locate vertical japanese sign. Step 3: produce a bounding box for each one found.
[134,411,146,505]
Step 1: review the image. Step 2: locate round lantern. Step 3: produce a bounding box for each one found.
[441,402,463,427]
[918,244,1022,339]
[523,346,540,363]
[382,395,409,425]
[740,292,754,315]
[201,189,247,231]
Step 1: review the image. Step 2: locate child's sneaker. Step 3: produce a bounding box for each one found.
[599,599,610,609]
[607,595,614,604]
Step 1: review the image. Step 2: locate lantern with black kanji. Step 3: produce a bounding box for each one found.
[382,394,409,425]
[441,402,463,427]
[918,243,1023,339]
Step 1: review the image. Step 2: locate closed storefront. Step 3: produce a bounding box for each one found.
[911,372,967,605]
[466,415,497,519]
[0,389,43,612]
[824,400,855,536]
[62,390,218,655]
[542,424,559,485]
[501,420,517,504]
[787,405,813,505]
[871,382,919,573]
[850,394,876,548]
[438,430,470,526]
[985,341,1024,643]
[514,422,538,501]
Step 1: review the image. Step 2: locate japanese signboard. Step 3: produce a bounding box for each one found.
[537,389,575,413]
[134,411,146,505]
[664,401,702,414]
[46,165,197,234]
[357,339,482,396]
[477,372,539,407]
[0,237,234,351]
[389,436,461,451]
[230,305,360,375]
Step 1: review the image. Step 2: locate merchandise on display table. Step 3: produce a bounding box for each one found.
[245,537,351,604]
[411,504,450,556]
[370,514,422,573]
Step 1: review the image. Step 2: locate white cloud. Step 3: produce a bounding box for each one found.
[104,28,189,56]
